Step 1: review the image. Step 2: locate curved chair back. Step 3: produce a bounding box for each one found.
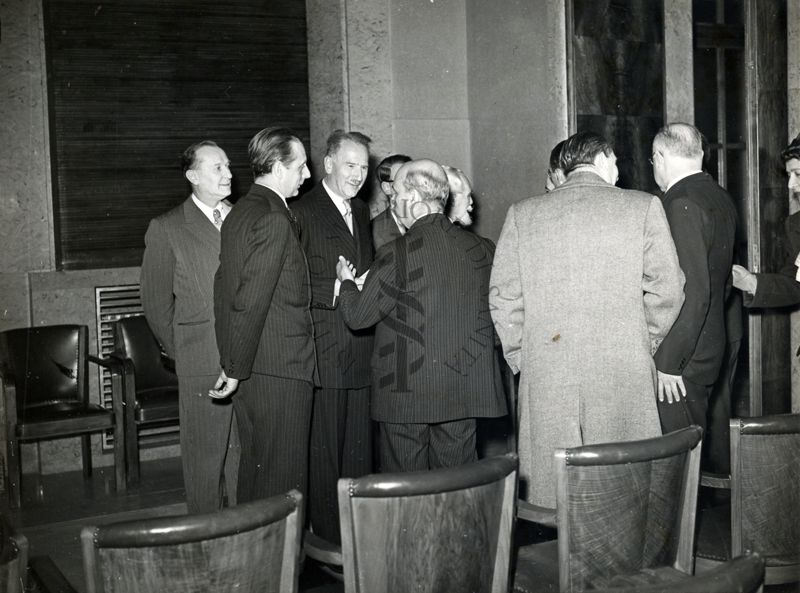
[594,552,764,593]
[732,413,800,583]
[1,325,87,410]
[81,490,303,593]
[338,453,518,593]
[113,316,177,392]
[557,426,703,591]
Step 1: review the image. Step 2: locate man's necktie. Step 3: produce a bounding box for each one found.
[344,204,353,235]
[213,208,223,229]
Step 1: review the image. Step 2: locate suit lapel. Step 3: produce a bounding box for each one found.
[315,186,358,262]
[183,198,221,252]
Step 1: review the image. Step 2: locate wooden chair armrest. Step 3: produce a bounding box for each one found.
[88,354,125,374]
[700,471,731,489]
[303,530,343,566]
[517,500,557,528]
[28,555,80,593]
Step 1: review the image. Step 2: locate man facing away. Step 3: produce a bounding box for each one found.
[140,140,239,513]
[336,159,507,473]
[650,123,737,435]
[372,153,412,251]
[292,130,374,544]
[211,127,316,503]
[490,131,685,508]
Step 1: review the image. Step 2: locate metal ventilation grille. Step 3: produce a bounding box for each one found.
[95,284,144,449]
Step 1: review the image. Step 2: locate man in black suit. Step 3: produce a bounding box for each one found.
[141,140,239,513]
[336,159,507,472]
[211,127,316,503]
[651,122,737,434]
[371,153,411,250]
[292,130,374,543]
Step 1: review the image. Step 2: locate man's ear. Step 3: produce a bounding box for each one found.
[380,180,392,195]
[185,169,198,185]
[323,155,333,175]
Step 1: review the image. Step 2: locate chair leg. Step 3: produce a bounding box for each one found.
[114,424,127,494]
[81,434,92,479]
[126,415,141,485]
[6,437,21,509]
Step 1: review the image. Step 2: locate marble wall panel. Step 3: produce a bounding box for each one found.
[391,0,468,122]
[663,0,694,122]
[466,0,568,242]
[0,273,31,332]
[393,117,471,177]
[0,0,53,274]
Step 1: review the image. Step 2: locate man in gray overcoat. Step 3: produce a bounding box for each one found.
[490,131,686,508]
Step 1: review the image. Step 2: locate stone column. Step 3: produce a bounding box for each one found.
[305,0,394,180]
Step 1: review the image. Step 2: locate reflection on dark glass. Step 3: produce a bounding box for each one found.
[694,48,718,142]
[726,50,746,143]
[693,0,716,22]
[725,0,745,25]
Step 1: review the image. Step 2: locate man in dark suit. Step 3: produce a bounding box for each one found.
[651,122,737,434]
[293,130,374,544]
[140,140,239,513]
[336,159,507,472]
[211,127,316,503]
[371,153,411,250]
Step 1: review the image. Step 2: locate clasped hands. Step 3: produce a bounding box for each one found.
[337,255,368,289]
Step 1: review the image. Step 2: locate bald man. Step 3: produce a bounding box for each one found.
[336,159,507,472]
[650,122,737,435]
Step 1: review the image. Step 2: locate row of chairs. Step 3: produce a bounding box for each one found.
[0,445,769,593]
[0,318,179,508]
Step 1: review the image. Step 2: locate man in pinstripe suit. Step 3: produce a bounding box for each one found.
[211,128,316,502]
[293,130,374,544]
[140,140,239,513]
[337,159,507,472]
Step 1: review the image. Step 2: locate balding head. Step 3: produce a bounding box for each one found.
[651,122,705,191]
[391,159,449,229]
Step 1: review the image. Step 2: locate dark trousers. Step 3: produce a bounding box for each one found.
[379,418,478,473]
[179,374,240,514]
[704,340,740,474]
[657,376,712,435]
[233,374,313,503]
[308,386,372,544]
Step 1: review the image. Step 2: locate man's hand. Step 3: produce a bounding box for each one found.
[657,370,685,404]
[209,370,239,399]
[336,255,356,283]
[732,264,757,295]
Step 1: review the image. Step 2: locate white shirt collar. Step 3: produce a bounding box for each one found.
[665,169,703,193]
[191,194,230,224]
[389,208,406,234]
[322,179,351,216]
[256,182,290,208]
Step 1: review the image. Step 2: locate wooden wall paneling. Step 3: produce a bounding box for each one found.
[746,0,790,415]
